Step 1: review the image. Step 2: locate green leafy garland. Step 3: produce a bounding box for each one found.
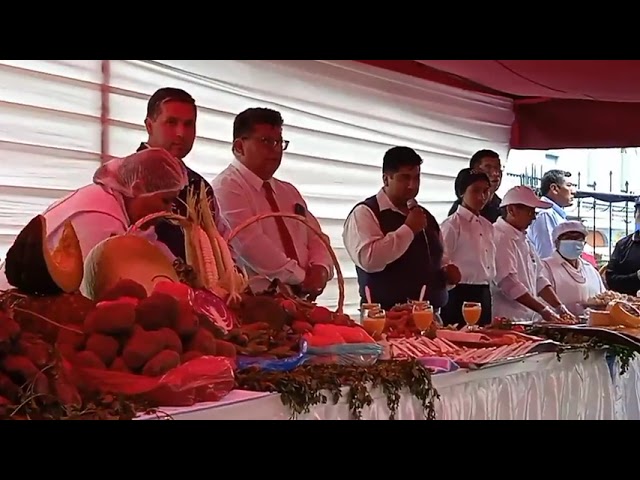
[531,329,637,376]
[235,359,440,420]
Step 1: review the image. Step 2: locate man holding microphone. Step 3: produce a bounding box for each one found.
[343,146,460,311]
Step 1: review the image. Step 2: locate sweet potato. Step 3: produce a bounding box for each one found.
[135,293,180,331]
[175,302,199,338]
[0,314,20,344]
[142,350,180,377]
[110,357,131,373]
[0,372,20,403]
[73,351,106,370]
[18,336,51,369]
[98,279,148,302]
[158,328,183,354]
[122,327,166,371]
[181,350,203,363]
[2,355,40,383]
[84,302,136,335]
[57,328,86,351]
[85,334,119,367]
[186,328,217,356]
[214,340,237,359]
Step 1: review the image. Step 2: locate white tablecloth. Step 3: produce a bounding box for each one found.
[140,350,616,420]
[611,355,640,420]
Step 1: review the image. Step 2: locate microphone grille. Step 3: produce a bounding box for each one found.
[407,198,418,209]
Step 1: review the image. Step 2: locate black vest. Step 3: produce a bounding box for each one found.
[136,143,215,261]
[354,196,448,310]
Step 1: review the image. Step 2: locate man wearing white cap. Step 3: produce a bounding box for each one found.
[540,221,605,316]
[492,186,571,323]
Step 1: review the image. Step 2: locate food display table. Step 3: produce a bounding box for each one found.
[139,351,616,420]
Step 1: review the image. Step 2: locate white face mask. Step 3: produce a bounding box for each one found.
[558,240,585,260]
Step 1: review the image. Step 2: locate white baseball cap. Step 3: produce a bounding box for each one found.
[552,220,588,242]
[500,186,552,209]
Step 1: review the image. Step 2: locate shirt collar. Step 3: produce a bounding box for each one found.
[496,217,526,239]
[456,204,478,222]
[541,196,567,219]
[376,188,405,214]
[232,159,274,192]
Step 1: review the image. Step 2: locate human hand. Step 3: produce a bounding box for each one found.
[301,265,329,300]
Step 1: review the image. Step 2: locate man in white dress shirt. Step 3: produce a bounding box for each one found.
[492,186,570,323]
[211,107,334,298]
[343,146,460,311]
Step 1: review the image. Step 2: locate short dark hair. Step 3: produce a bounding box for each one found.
[233,107,284,140]
[470,149,500,169]
[540,169,571,196]
[146,87,196,120]
[454,168,491,198]
[382,146,423,174]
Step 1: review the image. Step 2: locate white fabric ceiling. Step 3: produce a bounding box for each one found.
[0,59,513,313]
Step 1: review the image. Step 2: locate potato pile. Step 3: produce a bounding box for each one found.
[58,280,237,377]
[0,309,82,416]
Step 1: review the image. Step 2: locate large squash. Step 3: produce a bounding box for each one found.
[81,234,179,301]
[4,215,83,295]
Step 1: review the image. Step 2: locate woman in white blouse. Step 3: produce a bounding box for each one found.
[541,221,605,316]
[440,168,496,326]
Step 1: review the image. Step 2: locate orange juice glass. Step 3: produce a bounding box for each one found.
[412,304,434,334]
[462,302,482,329]
[362,316,386,339]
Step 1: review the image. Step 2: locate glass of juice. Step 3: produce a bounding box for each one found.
[412,303,434,335]
[362,310,386,339]
[462,302,482,330]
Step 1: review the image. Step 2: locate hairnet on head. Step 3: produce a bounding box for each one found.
[93,148,188,198]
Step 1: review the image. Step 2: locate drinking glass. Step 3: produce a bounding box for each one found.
[413,303,434,335]
[462,302,482,330]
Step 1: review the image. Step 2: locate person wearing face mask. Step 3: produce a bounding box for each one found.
[527,169,576,259]
[440,169,496,327]
[541,222,605,316]
[343,146,460,311]
[492,186,573,323]
[605,198,640,295]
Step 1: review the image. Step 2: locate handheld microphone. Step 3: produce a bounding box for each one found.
[406,198,431,256]
[407,198,419,210]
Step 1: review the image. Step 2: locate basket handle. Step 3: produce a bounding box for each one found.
[227,212,344,314]
[125,212,191,234]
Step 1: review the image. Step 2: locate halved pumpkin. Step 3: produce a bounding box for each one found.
[4,215,84,295]
[81,234,179,301]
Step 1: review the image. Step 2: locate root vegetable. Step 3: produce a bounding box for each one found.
[18,336,51,369]
[57,328,86,352]
[122,327,166,371]
[135,293,180,331]
[186,328,217,356]
[110,357,131,373]
[142,350,180,377]
[85,334,119,367]
[214,340,237,359]
[84,302,136,335]
[73,351,106,370]
[175,303,199,339]
[0,372,20,402]
[2,355,40,383]
[181,351,203,363]
[53,375,81,408]
[98,279,148,302]
[159,328,183,354]
[0,314,20,344]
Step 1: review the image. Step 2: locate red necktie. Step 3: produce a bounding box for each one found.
[263,182,300,263]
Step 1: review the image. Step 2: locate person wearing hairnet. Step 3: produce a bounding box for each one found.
[540,221,605,316]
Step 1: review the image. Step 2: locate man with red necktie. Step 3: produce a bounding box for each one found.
[212,107,334,299]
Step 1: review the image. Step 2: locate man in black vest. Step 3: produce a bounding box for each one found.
[136,87,228,261]
[447,149,503,223]
[343,146,460,310]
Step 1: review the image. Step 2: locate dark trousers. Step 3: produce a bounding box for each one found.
[440,283,492,328]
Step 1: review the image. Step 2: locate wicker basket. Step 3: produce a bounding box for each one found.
[226,212,345,314]
[126,210,345,314]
